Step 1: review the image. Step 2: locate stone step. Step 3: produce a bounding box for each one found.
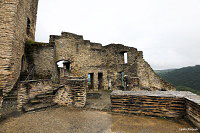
[4,96,17,101]
[3,89,18,101]
[87,92,102,99]
[23,103,56,112]
[29,98,53,104]
[36,94,55,99]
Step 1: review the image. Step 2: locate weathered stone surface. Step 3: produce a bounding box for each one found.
[30,32,175,91]
[60,77,87,107]
[54,86,73,106]
[17,80,57,111]
[111,90,197,97]
[25,43,57,80]
[17,77,87,111]
[111,90,200,129]
[0,0,39,99]
[186,99,200,129]
[136,56,175,91]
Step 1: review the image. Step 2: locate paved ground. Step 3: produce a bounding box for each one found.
[85,91,111,111]
[0,106,198,133]
[0,91,198,133]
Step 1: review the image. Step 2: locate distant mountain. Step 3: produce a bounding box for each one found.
[155,65,200,91]
[154,69,176,74]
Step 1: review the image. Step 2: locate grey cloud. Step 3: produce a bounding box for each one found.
[35,0,200,70]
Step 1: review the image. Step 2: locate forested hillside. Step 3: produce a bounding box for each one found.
[156,65,200,92]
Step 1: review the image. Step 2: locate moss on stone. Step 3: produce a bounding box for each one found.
[25,40,49,64]
[25,40,36,64]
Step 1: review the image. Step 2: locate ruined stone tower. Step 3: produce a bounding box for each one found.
[0,0,39,96]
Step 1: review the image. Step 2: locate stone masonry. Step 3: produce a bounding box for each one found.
[0,0,175,105]
[111,90,200,129]
[0,0,175,110]
[0,0,199,130]
[0,0,39,105]
[17,78,87,112]
[28,32,175,91]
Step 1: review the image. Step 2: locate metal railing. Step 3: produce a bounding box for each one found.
[25,66,35,81]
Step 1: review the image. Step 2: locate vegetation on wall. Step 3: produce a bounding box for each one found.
[25,40,48,64]
[25,40,35,64]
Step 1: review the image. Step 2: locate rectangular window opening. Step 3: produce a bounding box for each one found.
[124,52,128,64]
[98,73,103,90]
[88,73,94,90]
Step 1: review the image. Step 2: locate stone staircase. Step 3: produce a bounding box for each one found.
[22,86,59,112]
[3,87,18,101]
[1,87,18,119]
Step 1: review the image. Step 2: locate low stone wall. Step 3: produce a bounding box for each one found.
[59,77,87,107]
[17,78,87,111]
[110,90,200,128]
[185,96,200,128]
[17,80,60,111]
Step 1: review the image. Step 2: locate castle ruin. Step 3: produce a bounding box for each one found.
[1,0,200,129]
[29,32,175,91]
[0,0,175,108]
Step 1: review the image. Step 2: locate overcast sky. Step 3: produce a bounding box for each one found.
[35,0,200,70]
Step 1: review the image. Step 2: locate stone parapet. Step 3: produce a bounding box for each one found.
[110,90,200,129]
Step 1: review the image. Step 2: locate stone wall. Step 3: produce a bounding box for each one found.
[110,90,200,129]
[50,33,109,90]
[27,43,57,80]
[17,80,58,111]
[185,96,200,128]
[57,77,87,107]
[17,78,87,111]
[0,0,38,97]
[136,53,176,91]
[48,32,175,91]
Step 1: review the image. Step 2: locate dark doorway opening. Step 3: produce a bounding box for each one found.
[21,55,25,72]
[98,73,103,90]
[120,72,125,87]
[88,73,94,90]
[63,61,70,72]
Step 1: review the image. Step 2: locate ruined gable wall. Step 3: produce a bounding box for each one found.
[54,32,107,76]
[0,0,38,96]
[136,52,176,90]
[50,32,175,91]
[51,32,109,89]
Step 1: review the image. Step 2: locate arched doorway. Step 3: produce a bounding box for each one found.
[56,60,71,78]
